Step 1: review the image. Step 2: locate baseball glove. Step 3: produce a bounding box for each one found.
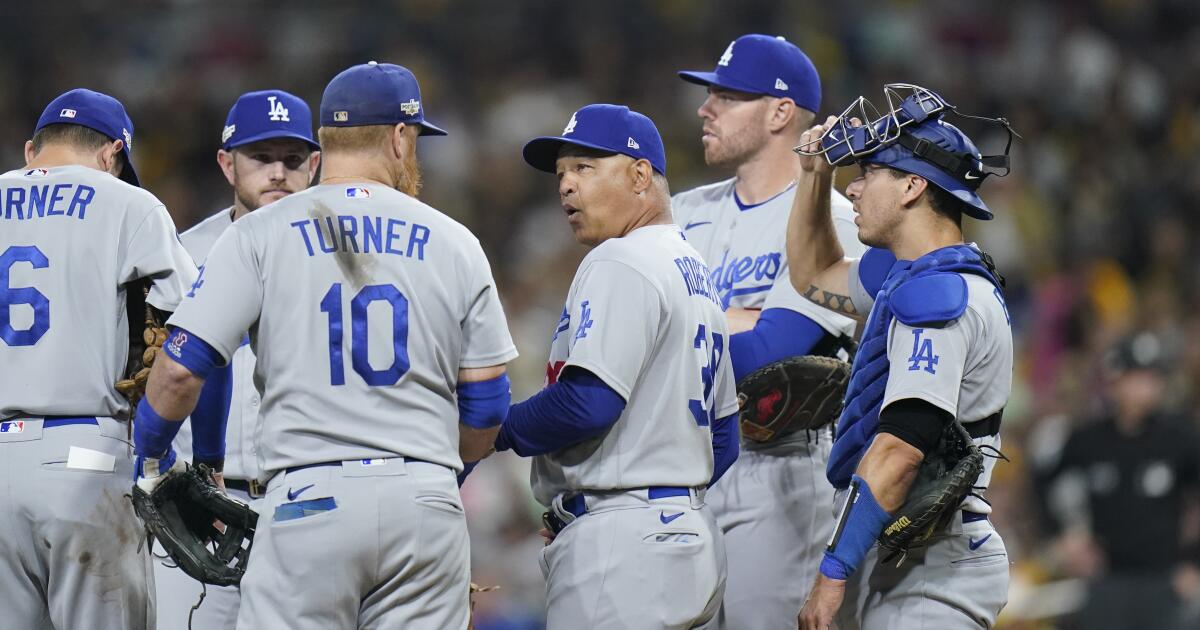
[737,355,852,442]
[877,420,984,561]
[115,278,169,410]
[130,463,257,586]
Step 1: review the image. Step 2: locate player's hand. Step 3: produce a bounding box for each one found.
[134,447,185,493]
[796,116,839,179]
[797,574,846,630]
[538,527,556,546]
[725,307,761,335]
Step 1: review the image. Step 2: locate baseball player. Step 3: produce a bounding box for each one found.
[130,61,518,629]
[673,34,865,629]
[788,85,1014,629]
[498,104,739,629]
[153,89,320,630]
[0,89,196,629]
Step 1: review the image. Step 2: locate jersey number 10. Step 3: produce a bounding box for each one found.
[319,282,410,386]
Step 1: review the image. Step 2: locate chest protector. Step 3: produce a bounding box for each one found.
[827,244,1004,489]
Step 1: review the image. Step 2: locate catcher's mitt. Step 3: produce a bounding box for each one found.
[130,464,257,586]
[877,420,984,560]
[737,355,851,442]
[116,278,168,410]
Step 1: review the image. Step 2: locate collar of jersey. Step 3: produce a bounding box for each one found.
[733,180,797,212]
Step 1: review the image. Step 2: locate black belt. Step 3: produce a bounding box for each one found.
[223,478,267,498]
[965,411,1002,439]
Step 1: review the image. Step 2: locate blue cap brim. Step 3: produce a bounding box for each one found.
[226,130,321,152]
[522,136,621,173]
[677,70,768,96]
[418,120,447,137]
[119,147,140,188]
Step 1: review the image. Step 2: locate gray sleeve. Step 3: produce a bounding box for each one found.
[121,204,198,312]
[562,260,662,400]
[460,240,519,368]
[881,311,977,417]
[166,223,263,362]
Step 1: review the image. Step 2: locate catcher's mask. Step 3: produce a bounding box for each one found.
[795,83,1018,220]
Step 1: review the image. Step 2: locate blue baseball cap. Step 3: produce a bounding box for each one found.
[319,61,447,136]
[222,90,318,151]
[35,88,141,187]
[678,34,821,113]
[523,104,667,175]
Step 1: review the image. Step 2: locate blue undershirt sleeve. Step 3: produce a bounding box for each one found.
[190,362,232,464]
[495,367,626,457]
[729,308,829,381]
[709,411,739,486]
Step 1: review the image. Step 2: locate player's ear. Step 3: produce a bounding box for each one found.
[900,174,928,208]
[629,159,653,195]
[216,149,237,187]
[767,98,795,133]
[390,123,409,160]
[24,140,35,164]
[306,151,321,185]
[99,139,124,177]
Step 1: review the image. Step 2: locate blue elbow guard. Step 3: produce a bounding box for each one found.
[133,398,184,458]
[163,327,225,379]
[820,474,893,580]
[457,373,511,429]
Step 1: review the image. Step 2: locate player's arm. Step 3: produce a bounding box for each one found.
[494,367,626,457]
[787,116,860,320]
[457,364,511,465]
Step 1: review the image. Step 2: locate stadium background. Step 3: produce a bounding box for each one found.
[3,1,1198,627]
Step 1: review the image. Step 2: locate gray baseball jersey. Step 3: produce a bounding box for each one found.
[529,224,738,506]
[171,207,264,483]
[847,254,1012,513]
[0,165,196,419]
[168,183,518,474]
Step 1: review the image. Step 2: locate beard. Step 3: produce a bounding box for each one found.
[704,125,768,168]
[397,153,423,197]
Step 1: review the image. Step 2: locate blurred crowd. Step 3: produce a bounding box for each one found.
[4,1,1199,627]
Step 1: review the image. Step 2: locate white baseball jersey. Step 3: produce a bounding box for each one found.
[168,183,518,474]
[848,251,1012,513]
[529,224,738,505]
[171,207,264,482]
[0,165,196,419]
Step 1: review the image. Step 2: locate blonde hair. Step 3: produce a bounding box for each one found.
[317,125,393,153]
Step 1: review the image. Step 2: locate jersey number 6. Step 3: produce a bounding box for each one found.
[319,282,410,386]
[0,245,50,347]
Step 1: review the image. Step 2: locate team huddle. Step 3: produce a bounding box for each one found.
[0,33,1015,630]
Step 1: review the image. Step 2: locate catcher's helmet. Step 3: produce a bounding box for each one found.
[797,83,1017,220]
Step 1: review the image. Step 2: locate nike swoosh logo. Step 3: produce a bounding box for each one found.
[287,484,315,501]
[659,511,685,524]
[964,172,981,180]
[683,221,712,231]
[968,534,992,551]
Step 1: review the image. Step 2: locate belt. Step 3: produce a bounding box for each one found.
[284,456,434,475]
[223,478,267,498]
[545,486,691,534]
[962,510,988,523]
[44,417,98,428]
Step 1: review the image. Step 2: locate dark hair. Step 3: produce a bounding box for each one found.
[30,123,113,153]
[884,168,963,227]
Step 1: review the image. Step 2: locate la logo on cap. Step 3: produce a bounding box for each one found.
[222,124,236,143]
[718,41,734,67]
[400,99,420,116]
[563,113,578,135]
[267,95,290,122]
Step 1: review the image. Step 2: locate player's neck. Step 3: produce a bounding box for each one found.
[732,143,798,205]
[25,146,104,173]
[319,155,393,188]
[889,213,964,261]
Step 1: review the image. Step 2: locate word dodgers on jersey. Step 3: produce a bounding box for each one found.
[289,211,431,260]
[706,248,783,307]
[3,181,97,221]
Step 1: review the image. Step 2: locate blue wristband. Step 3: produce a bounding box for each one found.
[820,474,893,580]
[163,327,225,380]
[133,397,184,458]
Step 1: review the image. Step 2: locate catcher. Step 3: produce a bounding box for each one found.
[787,84,1016,630]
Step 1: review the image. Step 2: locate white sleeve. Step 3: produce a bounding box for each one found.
[459,239,519,368]
[845,257,876,313]
[881,310,978,417]
[562,260,662,400]
[121,204,198,312]
[167,223,263,362]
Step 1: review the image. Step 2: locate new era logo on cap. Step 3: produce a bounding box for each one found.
[775,78,788,90]
[627,137,640,149]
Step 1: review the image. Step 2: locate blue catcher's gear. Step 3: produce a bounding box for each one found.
[795,84,1017,220]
